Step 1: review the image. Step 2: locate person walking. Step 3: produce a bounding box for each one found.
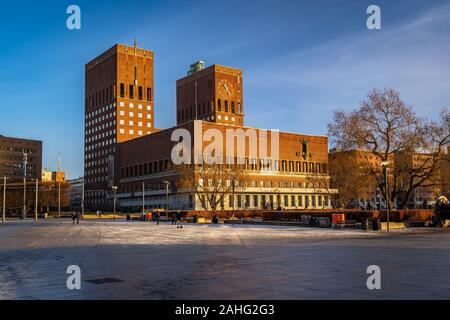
[176,210,182,229]
[71,212,76,224]
[76,210,80,224]
[171,213,176,225]
[155,211,160,225]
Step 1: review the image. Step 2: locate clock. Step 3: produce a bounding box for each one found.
[218,79,233,97]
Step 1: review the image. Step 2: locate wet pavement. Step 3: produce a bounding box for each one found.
[0,220,449,300]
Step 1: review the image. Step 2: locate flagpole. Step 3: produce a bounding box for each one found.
[58,153,61,219]
[23,152,28,220]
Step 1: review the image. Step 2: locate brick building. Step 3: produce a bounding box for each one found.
[0,135,42,181]
[84,44,336,211]
[329,148,449,209]
[42,169,66,182]
[116,121,333,211]
[177,62,244,126]
[84,43,156,209]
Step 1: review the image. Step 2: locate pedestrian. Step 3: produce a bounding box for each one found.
[76,210,80,224]
[171,213,176,225]
[96,210,100,217]
[155,211,160,225]
[71,212,76,224]
[176,210,183,229]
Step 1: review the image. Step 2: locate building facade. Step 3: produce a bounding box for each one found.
[0,135,42,181]
[329,148,449,209]
[85,43,336,211]
[115,120,333,211]
[42,169,66,182]
[176,63,244,126]
[84,43,156,209]
[68,177,84,209]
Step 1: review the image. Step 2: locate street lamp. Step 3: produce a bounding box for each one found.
[34,179,38,223]
[231,178,236,224]
[380,161,391,232]
[22,152,28,220]
[2,176,7,223]
[112,186,118,218]
[162,180,170,223]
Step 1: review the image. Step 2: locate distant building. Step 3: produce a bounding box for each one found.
[0,135,42,181]
[68,177,84,209]
[329,149,391,209]
[42,169,66,182]
[329,148,448,209]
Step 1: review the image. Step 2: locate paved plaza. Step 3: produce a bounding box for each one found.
[0,220,449,300]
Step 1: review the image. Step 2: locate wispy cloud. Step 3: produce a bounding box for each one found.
[246,3,450,134]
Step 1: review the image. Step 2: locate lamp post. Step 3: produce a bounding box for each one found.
[231,178,236,225]
[35,179,38,223]
[81,179,85,218]
[381,161,391,232]
[142,182,145,217]
[162,180,170,223]
[58,155,61,219]
[2,176,6,223]
[112,186,118,218]
[22,152,28,220]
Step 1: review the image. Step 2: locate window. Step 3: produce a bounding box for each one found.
[147,88,152,101]
[225,100,228,112]
[229,195,234,208]
[129,85,134,99]
[120,83,125,97]
[298,195,303,207]
[138,86,143,100]
[231,101,235,113]
[217,99,221,111]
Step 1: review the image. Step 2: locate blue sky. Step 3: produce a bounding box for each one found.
[0,0,449,178]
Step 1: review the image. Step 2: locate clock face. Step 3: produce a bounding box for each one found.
[218,79,233,97]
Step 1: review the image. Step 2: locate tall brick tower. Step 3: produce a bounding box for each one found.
[84,42,155,209]
[176,62,244,126]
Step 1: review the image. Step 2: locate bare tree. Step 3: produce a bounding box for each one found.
[328,155,365,209]
[328,88,450,209]
[177,162,245,212]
